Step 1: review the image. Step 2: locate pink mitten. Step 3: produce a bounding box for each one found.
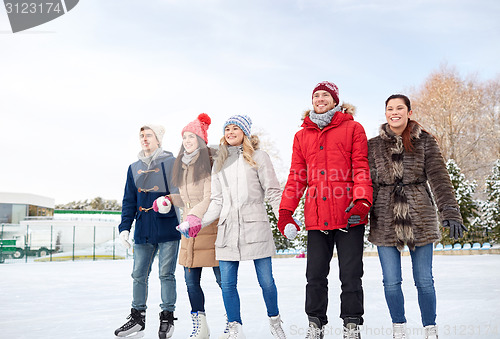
[187,215,202,238]
[153,196,172,214]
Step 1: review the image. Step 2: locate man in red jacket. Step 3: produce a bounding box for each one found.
[277,81,372,339]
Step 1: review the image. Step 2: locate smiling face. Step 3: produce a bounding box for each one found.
[385,98,413,135]
[182,131,199,154]
[224,124,245,146]
[312,90,337,114]
[140,128,159,156]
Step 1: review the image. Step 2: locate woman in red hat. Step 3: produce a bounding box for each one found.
[154,113,221,339]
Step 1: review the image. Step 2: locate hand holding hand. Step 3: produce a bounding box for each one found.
[153,196,172,214]
[186,215,202,238]
[119,230,131,249]
[176,221,190,238]
[443,220,467,240]
[277,209,301,239]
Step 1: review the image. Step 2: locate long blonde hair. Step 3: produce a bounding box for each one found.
[214,134,260,172]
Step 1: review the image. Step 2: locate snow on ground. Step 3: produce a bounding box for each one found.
[0,254,499,339]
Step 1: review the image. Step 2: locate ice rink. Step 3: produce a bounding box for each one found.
[0,254,499,338]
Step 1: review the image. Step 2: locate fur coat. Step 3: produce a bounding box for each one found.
[367,122,462,250]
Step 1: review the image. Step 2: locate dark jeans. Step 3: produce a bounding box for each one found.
[305,225,365,326]
[184,266,222,313]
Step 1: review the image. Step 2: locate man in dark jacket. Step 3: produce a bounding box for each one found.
[277,82,372,339]
[115,124,181,339]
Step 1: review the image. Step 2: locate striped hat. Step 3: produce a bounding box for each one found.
[223,115,252,136]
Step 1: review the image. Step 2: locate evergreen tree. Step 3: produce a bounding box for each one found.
[267,201,290,251]
[268,193,308,251]
[484,160,500,243]
[444,159,480,244]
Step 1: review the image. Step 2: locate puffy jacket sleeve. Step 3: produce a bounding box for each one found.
[280,132,307,213]
[351,122,373,204]
[256,151,282,218]
[118,166,137,233]
[201,168,223,227]
[424,133,463,223]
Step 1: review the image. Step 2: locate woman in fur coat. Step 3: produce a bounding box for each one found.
[367,94,467,339]
[201,115,286,339]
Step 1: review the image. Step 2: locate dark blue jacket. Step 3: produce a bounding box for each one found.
[118,150,181,244]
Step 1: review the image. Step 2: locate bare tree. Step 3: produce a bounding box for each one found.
[410,65,500,190]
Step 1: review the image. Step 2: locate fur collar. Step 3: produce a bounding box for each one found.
[379,121,422,141]
[302,102,356,120]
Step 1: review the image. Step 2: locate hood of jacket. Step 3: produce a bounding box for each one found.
[301,103,356,129]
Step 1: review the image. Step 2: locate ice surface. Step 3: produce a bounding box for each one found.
[0,254,499,338]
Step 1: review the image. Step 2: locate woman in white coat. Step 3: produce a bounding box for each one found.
[202,115,286,339]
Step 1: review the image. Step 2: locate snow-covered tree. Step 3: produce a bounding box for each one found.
[483,160,500,243]
[444,159,480,244]
[55,197,122,211]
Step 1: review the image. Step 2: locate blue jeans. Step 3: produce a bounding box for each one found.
[377,243,436,326]
[184,266,222,312]
[131,240,180,312]
[219,257,279,324]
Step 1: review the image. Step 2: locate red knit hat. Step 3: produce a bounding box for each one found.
[181,113,211,144]
[312,81,340,105]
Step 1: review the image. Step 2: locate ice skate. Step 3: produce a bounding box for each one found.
[269,314,286,339]
[227,321,245,339]
[114,308,145,338]
[158,310,176,339]
[424,325,438,339]
[343,317,361,339]
[392,323,407,339]
[189,311,210,339]
[305,316,324,339]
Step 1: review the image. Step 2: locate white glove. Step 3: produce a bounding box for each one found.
[284,224,298,240]
[119,230,131,249]
[176,221,190,238]
[153,196,172,214]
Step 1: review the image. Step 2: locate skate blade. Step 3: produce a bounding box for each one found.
[115,331,145,339]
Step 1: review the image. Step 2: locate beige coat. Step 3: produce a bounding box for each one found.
[171,152,218,268]
[202,147,281,261]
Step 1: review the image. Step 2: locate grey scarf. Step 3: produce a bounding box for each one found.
[182,148,200,165]
[309,106,342,129]
[138,147,163,168]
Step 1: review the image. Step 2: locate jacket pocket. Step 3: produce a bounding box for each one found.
[329,182,353,225]
[241,222,271,243]
[336,143,352,167]
[215,224,227,248]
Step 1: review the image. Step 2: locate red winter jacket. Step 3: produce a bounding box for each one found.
[280,105,373,230]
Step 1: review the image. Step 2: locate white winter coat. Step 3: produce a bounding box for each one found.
[202,146,281,261]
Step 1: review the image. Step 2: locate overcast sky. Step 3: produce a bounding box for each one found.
[1,0,499,204]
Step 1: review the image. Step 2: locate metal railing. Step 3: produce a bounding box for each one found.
[0,223,130,263]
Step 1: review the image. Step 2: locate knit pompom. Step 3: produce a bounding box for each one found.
[198,113,211,126]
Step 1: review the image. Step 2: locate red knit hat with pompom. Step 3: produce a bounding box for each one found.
[312,81,340,105]
[181,113,211,144]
